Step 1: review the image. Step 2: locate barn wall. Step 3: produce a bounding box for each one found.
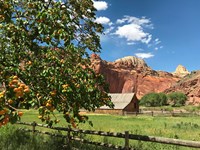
[124,95,139,112]
[124,102,135,112]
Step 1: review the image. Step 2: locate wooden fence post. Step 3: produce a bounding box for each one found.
[125,131,129,150]
[151,111,154,116]
[32,121,36,134]
[171,111,174,117]
[66,125,71,150]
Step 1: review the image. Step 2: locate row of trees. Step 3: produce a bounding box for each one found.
[140,92,187,107]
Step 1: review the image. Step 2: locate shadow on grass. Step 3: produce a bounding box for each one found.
[0,124,113,150]
[0,124,64,150]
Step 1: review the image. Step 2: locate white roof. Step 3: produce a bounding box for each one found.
[100,93,135,109]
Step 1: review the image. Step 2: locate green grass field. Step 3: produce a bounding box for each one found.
[1,109,200,150]
[19,110,200,149]
[19,109,200,140]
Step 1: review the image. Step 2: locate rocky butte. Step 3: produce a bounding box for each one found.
[172,64,190,78]
[90,54,180,99]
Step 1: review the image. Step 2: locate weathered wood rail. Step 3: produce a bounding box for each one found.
[16,121,200,149]
[125,110,200,117]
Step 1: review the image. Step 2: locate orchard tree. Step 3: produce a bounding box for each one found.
[0,0,113,127]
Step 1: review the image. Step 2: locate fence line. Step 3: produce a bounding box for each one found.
[16,121,200,149]
[125,110,200,117]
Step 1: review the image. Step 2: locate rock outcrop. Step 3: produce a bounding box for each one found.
[91,54,200,104]
[173,65,190,78]
[91,54,180,99]
[114,56,149,70]
[165,71,200,105]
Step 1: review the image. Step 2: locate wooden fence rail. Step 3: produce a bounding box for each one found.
[16,121,200,149]
[125,110,200,117]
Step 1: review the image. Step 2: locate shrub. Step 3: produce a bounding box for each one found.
[140,92,168,107]
[167,92,187,107]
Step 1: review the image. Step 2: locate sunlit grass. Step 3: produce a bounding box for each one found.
[19,109,200,140]
[2,109,200,150]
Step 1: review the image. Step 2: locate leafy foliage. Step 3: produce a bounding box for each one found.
[167,92,187,107]
[140,92,168,107]
[140,92,187,107]
[0,0,113,127]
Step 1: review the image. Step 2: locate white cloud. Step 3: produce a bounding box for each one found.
[95,16,111,25]
[127,42,135,45]
[116,16,152,27]
[104,26,115,34]
[108,22,113,26]
[101,15,160,50]
[141,34,152,44]
[93,1,108,11]
[114,16,153,45]
[135,53,154,59]
[115,24,152,44]
[116,18,126,24]
[154,38,161,45]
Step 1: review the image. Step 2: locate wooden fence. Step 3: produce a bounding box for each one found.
[124,110,200,117]
[15,121,200,150]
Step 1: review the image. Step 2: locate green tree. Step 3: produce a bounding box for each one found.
[0,0,113,127]
[167,92,187,107]
[158,92,168,106]
[140,92,167,107]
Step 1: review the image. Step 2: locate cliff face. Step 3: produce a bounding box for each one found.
[91,54,179,99]
[165,71,200,105]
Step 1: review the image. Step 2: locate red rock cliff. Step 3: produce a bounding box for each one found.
[165,71,200,105]
[91,54,179,99]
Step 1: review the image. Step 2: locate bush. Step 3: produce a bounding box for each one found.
[167,92,187,107]
[140,92,167,107]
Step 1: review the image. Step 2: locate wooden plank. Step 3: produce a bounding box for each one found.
[71,137,124,150]
[71,128,125,138]
[128,134,200,148]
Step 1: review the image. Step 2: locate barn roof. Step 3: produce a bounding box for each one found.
[100,93,135,110]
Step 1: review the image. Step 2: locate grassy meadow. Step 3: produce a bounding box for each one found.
[1,109,200,149]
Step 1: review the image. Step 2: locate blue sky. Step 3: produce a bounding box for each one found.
[93,0,200,72]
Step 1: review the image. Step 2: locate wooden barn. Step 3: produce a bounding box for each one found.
[96,93,139,115]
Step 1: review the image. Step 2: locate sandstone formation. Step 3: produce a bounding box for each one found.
[173,64,190,78]
[165,71,200,105]
[91,54,200,104]
[90,54,180,99]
